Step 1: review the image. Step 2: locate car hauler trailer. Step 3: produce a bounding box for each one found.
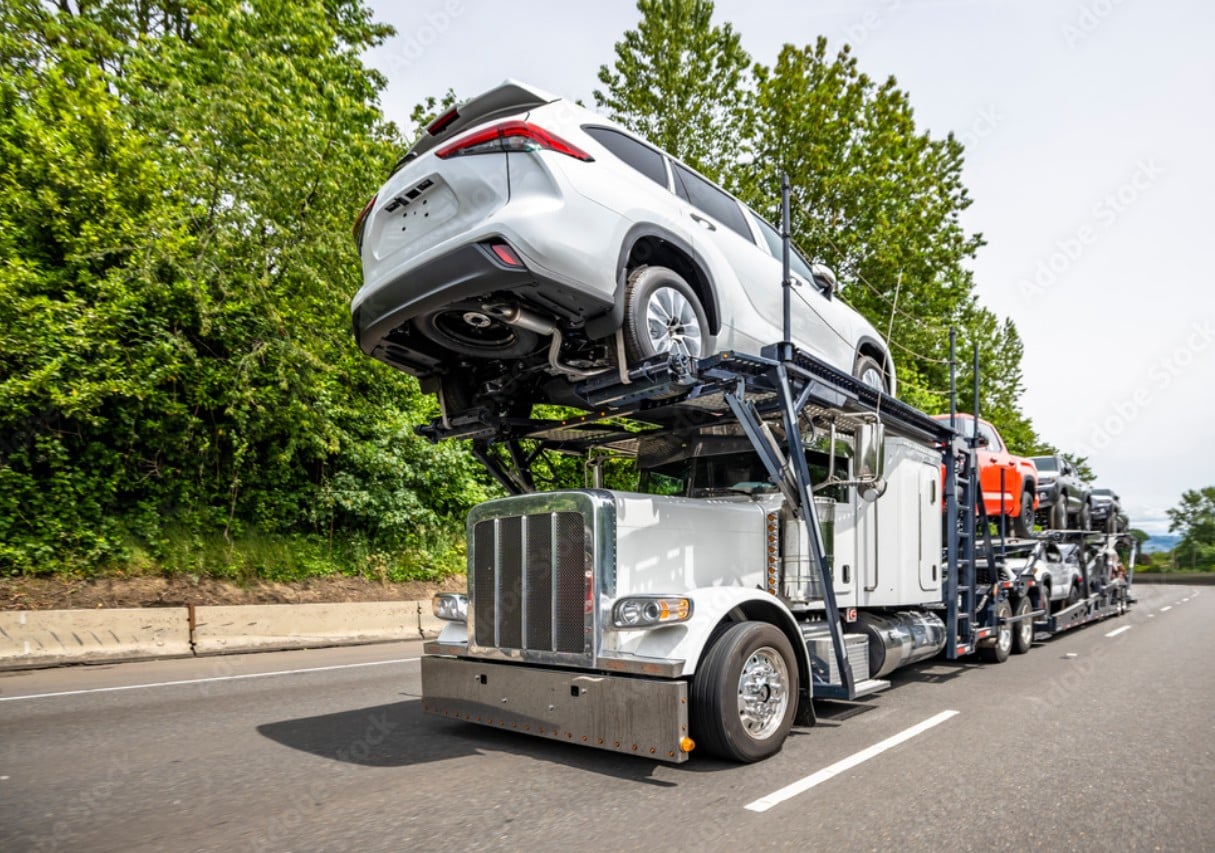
[982,530,1136,643]
[415,329,1042,763]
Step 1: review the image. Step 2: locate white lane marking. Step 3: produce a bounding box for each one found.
[1148,614,1155,618]
[745,710,960,813]
[1183,598,1191,602]
[1105,626,1132,638]
[0,657,420,703]
[1161,606,1172,612]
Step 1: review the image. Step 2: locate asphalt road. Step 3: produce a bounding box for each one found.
[2,583,1211,852]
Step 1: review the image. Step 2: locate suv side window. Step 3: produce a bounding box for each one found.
[582,126,668,188]
[750,210,819,284]
[671,163,752,241]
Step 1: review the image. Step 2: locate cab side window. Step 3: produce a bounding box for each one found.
[582,126,668,188]
[977,422,1003,452]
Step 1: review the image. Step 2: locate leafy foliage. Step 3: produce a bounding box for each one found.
[0,0,490,577]
[594,0,752,184]
[595,2,1057,456]
[1167,487,1215,571]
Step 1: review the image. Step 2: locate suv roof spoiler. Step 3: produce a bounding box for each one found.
[396,79,560,168]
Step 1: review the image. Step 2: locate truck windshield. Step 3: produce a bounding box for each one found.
[638,450,845,499]
[639,452,775,498]
[1033,457,1058,472]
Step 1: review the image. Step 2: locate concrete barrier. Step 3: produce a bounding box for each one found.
[0,607,191,667]
[192,600,440,655]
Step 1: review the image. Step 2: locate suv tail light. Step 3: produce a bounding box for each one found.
[353,193,377,249]
[435,121,593,161]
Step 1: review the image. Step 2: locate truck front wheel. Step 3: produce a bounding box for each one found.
[691,622,797,762]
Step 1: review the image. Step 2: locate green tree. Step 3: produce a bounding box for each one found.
[1167,487,1215,571]
[595,6,1044,449]
[742,38,989,418]
[594,0,752,184]
[0,0,488,577]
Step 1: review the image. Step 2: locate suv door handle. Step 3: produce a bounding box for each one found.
[690,213,717,231]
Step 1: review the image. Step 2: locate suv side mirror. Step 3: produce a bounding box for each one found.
[810,263,841,296]
[974,435,990,448]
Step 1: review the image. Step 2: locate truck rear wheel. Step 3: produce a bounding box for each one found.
[691,622,797,763]
[1050,495,1068,530]
[978,599,1013,663]
[1076,501,1092,531]
[1011,596,1033,654]
[1012,490,1034,538]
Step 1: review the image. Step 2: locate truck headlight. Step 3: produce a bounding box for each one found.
[432,593,468,622]
[612,596,692,629]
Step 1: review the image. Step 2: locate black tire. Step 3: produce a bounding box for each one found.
[1012,490,1034,538]
[417,300,540,359]
[1011,596,1033,654]
[690,622,798,763]
[1066,579,1081,607]
[1104,514,1117,534]
[1077,501,1092,531]
[1050,493,1068,530]
[978,598,1013,663]
[622,266,709,363]
[854,354,890,394]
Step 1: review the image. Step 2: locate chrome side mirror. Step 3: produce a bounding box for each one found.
[856,421,885,482]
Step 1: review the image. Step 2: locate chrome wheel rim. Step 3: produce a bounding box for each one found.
[859,365,885,391]
[737,647,790,740]
[1016,607,1033,649]
[997,607,1013,654]
[645,286,703,357]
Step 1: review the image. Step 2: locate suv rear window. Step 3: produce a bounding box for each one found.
[583,126,668,187]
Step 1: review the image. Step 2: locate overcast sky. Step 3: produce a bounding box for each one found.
[363,0,1214,534]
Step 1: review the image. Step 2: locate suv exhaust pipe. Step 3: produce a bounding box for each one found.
[481,301,607,380]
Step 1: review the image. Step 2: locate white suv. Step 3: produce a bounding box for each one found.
[351,80,895,418]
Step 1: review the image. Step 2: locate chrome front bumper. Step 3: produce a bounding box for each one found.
[421,656,692,763]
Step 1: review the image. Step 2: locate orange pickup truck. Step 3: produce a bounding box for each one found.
[933,413,1039,538]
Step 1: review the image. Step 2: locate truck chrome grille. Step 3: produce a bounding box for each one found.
[471,511,590,655]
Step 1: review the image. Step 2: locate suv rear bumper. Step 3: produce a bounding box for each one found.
[352,240,612,376]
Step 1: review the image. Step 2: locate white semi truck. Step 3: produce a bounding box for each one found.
[413,342,1133,763]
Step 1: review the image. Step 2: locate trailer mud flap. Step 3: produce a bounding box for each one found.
[421,656,692,763]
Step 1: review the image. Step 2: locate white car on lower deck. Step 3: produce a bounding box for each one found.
[351,80,895,419]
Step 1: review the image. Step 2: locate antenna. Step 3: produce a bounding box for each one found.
[780,174,793,362]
